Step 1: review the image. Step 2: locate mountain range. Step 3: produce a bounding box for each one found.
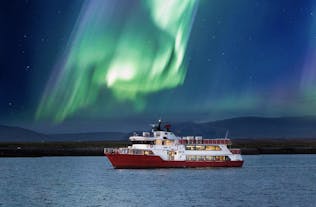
[173,116,316,138]
[1,116,316,142]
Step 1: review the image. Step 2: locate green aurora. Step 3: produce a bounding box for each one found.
[36,0,198,122]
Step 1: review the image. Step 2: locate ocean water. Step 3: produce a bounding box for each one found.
[0,155,315,207]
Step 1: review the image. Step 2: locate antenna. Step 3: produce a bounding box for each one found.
[158,118,162,131]
[225,130,229,139]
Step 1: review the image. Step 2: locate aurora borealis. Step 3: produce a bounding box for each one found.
[36,0,198,122]
[2,0,316,132]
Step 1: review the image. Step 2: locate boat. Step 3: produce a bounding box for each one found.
[104,120,244,169]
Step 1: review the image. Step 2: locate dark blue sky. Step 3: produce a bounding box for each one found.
[1,0,316,132]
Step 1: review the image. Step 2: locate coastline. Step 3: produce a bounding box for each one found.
[1,139,316,157]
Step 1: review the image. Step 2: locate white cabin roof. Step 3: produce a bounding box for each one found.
[129,130,179,141]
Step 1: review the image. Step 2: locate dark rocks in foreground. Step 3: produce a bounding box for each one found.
[0,141,128,157]
[241,147,316,155]
[234,138,316,154]
[1,139,316,157]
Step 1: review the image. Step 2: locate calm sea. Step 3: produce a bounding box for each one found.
[0,155,315,207]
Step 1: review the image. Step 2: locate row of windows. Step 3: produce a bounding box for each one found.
[186,155,229,161]
[155,132,174,136]
[185,145,221,151]
[120,149,154,155]
[155,140,173,146]
[132,140,174,146]
[131,141,155,145]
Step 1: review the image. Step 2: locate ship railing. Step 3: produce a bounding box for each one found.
[178,138,232,145]
[105,148,129,154]
[118,148,130,154]
[104,147,133,155]
[104,147,154,155]
[230,149,241,154]
[104,148,118,154]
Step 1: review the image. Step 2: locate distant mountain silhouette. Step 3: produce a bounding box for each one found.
[0,125,127,142]
[1,116,316,142]
[49,132,128,141]
[0,125,49,142]
[173,116,316,138]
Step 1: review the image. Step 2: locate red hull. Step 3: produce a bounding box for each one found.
[105,153,244,169]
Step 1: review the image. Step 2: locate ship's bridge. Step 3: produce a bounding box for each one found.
[153,130,178,140]
[129,130,180,149]
[129,132,153,143]
[129,130,179,142]
[129,120,179,141]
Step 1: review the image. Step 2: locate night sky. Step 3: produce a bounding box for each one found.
[1,0,316,132]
